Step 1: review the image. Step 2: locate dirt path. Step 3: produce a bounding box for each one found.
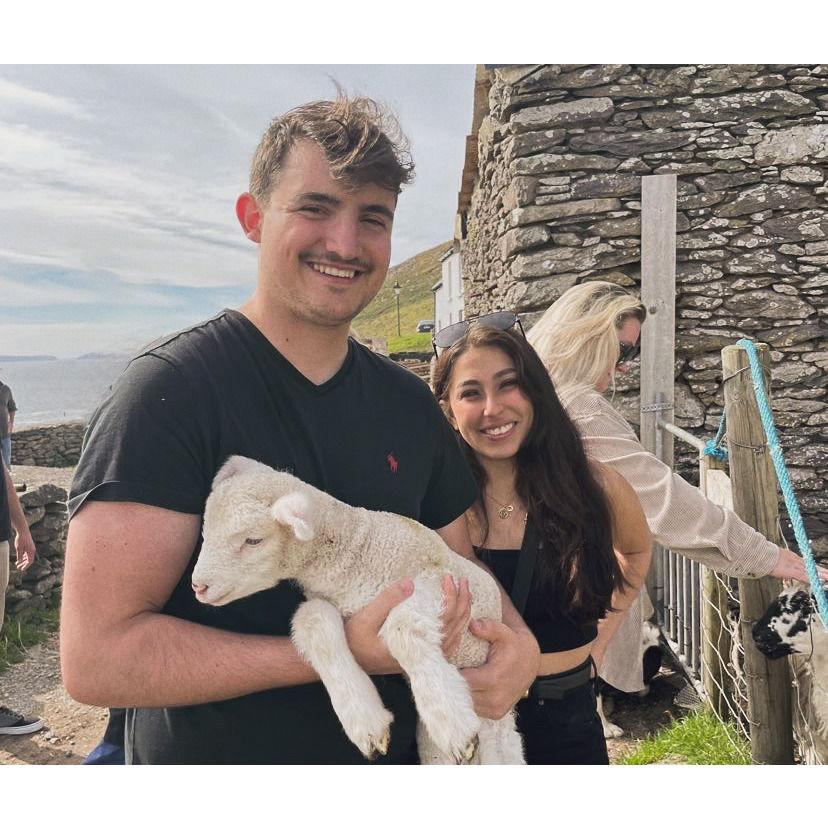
[0,627,688,765]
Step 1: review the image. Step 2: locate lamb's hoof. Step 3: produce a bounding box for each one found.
[347,708,394,760]
[603,722,624,739]
[453,733,479,764]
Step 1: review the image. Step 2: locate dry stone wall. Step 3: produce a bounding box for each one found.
[4,484,67,619]
[461,64,828,554]
[11,422,86,467]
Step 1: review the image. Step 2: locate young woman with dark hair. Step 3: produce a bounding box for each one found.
[433,321,651,764]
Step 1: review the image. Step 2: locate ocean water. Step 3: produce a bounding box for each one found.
[0,356,130,426]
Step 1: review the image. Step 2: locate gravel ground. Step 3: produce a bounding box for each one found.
[0,632,107,765]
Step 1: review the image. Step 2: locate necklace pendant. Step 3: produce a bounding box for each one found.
[499,505,513,520]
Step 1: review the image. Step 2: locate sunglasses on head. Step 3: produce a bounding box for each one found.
[432,311,525,357]
[617,338,641,366]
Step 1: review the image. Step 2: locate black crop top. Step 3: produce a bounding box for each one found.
[475,545,598,654]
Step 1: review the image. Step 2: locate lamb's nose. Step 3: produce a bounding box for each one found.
[192,581,208,596]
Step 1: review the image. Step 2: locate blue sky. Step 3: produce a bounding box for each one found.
[0,65,476,357]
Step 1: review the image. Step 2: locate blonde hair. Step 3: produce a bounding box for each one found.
[527,281,646,401]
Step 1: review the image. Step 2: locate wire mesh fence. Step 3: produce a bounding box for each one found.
[652,456,825,764]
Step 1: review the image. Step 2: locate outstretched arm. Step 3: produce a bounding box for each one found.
[571,393,782,579]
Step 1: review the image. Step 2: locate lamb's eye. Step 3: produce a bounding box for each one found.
[244,537,263,546]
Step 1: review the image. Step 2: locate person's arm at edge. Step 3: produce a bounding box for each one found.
[60,500,414,708]
[590,465,652,669]
[3,464,35,569]
[438,515,541,720]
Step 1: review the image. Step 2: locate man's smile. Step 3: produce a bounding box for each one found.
[308,261,363,280]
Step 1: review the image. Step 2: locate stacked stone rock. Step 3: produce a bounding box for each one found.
[11,422,85,467]
[4,484,67,619]
[461,64,827,554]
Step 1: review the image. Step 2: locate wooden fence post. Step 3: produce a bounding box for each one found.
[640,174,677,620]
[721,342,793,764]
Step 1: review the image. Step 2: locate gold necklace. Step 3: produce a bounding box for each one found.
[484,489,518,520]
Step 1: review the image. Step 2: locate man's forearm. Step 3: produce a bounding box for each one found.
[61,608,320,708]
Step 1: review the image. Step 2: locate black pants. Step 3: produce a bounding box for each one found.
[515,679,609,765]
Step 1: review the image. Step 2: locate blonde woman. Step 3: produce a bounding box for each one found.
[528,281,827,703]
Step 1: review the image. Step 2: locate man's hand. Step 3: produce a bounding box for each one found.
[14,526,36,570]
[440,575,472,659]
[460,619,540,720]
[346,575,474,675]
[770,546,828,584]
[345,579,414,675]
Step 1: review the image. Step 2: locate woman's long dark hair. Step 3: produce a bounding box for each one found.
[433,326,626,623]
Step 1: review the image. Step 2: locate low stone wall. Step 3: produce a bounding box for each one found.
[4,483,67,619]
[11,422,86,467]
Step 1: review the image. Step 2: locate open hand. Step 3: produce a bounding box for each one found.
[460,619,539,719]
[15,527,36,571]
[345,579,414,675]
[771,546,828,584]
[440,574,472,659]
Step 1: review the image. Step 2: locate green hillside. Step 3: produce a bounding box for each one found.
[354,240,452,347]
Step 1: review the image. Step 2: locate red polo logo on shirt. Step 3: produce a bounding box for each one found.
[386,453,399,473]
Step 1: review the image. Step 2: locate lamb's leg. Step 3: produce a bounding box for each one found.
[379,577,480,763]
[291,598,393,759]
[476,712,525,764]
[597,691,624,739]
[416,719,458,765]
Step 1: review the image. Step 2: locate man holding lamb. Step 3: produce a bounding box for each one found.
[60,96,540,763]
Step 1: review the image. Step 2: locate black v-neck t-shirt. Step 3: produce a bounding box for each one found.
[69,309,477,764]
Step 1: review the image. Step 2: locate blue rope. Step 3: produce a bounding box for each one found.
[736,338,828,628]
[703,413,729,461]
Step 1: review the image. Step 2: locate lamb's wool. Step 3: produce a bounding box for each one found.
[191,455,525,764]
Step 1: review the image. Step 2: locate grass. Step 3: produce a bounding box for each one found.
[0,605,60,674]
[387,332,433,355]
[353,240,450,341]
[620,708,751,765]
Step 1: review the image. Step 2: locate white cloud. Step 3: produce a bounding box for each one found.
[0,65,476,355]
[0,77,88,119]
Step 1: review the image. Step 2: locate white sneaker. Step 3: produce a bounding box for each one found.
[0,705,45,735]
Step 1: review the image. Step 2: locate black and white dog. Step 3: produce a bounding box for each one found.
[753,587,827,660]
[597,620,663,739]
[753,586,828,762]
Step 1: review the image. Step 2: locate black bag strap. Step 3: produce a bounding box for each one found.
[510,516,540,615]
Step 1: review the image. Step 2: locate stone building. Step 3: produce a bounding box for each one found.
[456,64,827,554]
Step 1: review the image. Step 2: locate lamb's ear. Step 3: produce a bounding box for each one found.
[271,492,316,541]
[213,455,270,487]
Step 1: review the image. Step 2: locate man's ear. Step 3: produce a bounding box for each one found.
[236,192,263,243]
[271,492,315,542]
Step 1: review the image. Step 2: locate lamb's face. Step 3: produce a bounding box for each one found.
[752,587,825,659]
[191,456,317,607]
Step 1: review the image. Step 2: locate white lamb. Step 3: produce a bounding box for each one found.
[190,455,525,765]
[753,586,828,764]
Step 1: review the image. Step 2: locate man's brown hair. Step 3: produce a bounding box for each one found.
[249,96,415,202]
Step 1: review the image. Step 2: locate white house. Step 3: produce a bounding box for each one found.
[433,243,465,333]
